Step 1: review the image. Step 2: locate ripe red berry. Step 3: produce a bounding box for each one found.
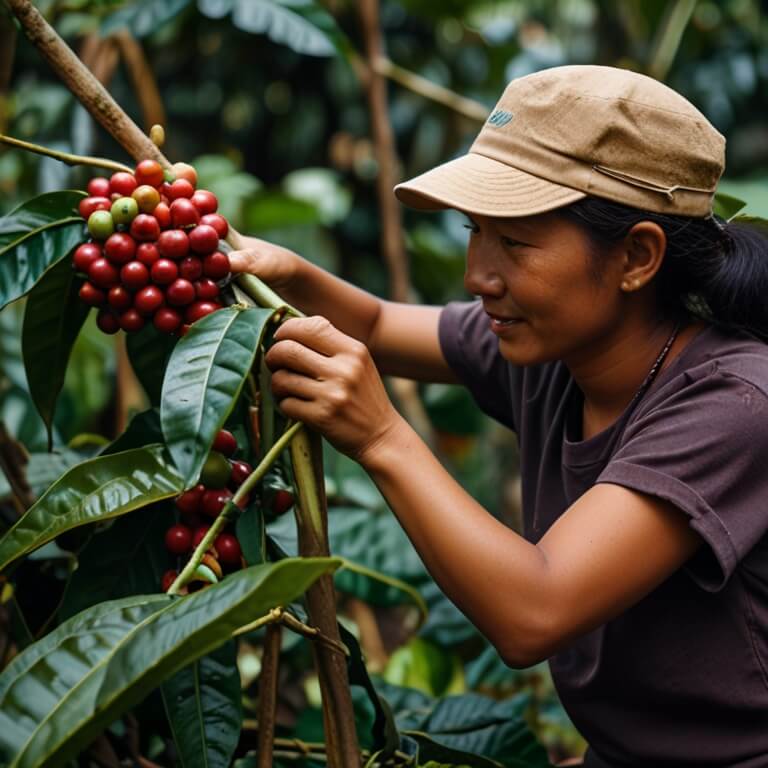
[109,171,138,197]
[166,278,196,307]
[120,261,150,291]
[119,308,145,332]
[188,224,219,255]
[214,534,242,566]
[229,459,252,487]
[168,178,195,200]
[165,524,193,555]
[104,232,136,265]
[178,256,203,281]
[134,285,165,316]
[170,198,200,229]
[72,242,102,273]
[273,489,294,516]
[151,258,178,285]
[175,484,205,516]
[134,159,165,188]
[132,184,160,213]
[200,213,228,239]
[213,429,237,457]
[158,229,189,259]
[202,251,230,280]
[161,569,178,592]
[191,190,218,216]
[192,525,210,548]
[136,242,160,266]
[153,202,172,229]
[154,306,183,334]
[107,285,133,311]
[96,309,120,334]
[78,281,106,307]
[201,488,233,518]
[79,196,112,219]
[186,300,222,324]
[87,177,111,197]
[88,258,120,288]
[129,213,161,242]
[194,278,220,300]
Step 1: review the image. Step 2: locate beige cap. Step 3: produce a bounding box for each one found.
[394,65,725,218]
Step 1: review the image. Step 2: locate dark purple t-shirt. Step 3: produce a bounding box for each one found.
[439,300,768,767]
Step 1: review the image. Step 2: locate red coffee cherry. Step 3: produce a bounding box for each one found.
[171,162,198,187]
[150,258,178,285]
[72,243,102,273]
[200,213,228,239]
[104,232,136,265]
[119,308,145,332]
[79,196,112,219]
[179,323,192,337]
[132,184,161,213]
[154,201,172,229]
[166,278,196,307]
[185,300,222,324]
[88,258,120,289]
[87,177,111,197]
[194,278,219,300]
[168,178,195,199]
[202,251,230,280]
[120,261,150,291]
[134,159,164,188]
[134,285,165,316]
[109,171,138,197]
[175,484,205,516]
[136,242,160,266]
[229,460,252,487]
[161,569,178,592]
[78,281,106,307]
[213,429,237,457]
[273,489,294,516]
[192,525,210,548]
[191,190,218,216]
[165,523,193,555]
[158,229,189,259]
[214,534,242,566]
[107,285,133,312]
[188,224,219,255]
[170,198,200,229]
[154,307,183,334]
[96,309,120,334]
[129,213,161,242]
[178,256,203,281]
[201,488,233,518]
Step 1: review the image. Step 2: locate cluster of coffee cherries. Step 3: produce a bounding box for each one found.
[72,159,232,336]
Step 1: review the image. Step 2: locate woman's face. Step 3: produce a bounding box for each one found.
[463,211,627,367]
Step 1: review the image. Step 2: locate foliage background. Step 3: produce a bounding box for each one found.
[1,0,767,763]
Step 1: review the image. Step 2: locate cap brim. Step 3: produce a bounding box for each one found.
[394,152,586,217]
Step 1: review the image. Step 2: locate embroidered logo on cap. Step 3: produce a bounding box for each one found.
[487,110,513,127]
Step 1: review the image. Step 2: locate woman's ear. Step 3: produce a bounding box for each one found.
[619,221,667,293]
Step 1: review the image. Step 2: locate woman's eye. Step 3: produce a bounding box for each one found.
[501,237,522,248]
[463,223,479,234]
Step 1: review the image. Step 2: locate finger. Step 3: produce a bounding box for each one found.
[265,338,337,379]
[227,249,258,274]
[274,316,365,358]
[270,368,325,401]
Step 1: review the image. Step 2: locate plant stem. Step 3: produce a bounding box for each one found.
[233,273,302,317]
[0,133,133,173]
[257,622,282,768]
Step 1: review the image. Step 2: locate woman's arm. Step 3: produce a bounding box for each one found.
[229,236,456,382]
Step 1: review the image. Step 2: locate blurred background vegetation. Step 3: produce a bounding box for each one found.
[2,0,767,763]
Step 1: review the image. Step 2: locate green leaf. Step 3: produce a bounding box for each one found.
[198,0,352,59]
[712,191,747,221]
[0,557,340,768]
[126,324,178,405]
[0,444,184,571]
[0,448,90,500]
[101,0,194,36]
[102,408,163,455]
[162,641,242,768]
[236,503,266,565]
[0,218,85,311]
[22,255,90,447]
[0,192,85,249]
[161,306,274,486]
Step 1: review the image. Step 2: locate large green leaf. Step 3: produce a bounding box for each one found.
[0,218,85,311]
[22,256,90,447]
[161,306,274,486]
[102,408,163,455]
[197,0,352,59]
[101,0,194,37]
[0,192,84,249]
[126,324,178,405]
[0,557,340,768]
[162,640,242,768]
[0,448,90,500]
[0,445,184,571]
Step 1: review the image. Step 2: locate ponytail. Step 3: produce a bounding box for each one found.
[559,197,768,341]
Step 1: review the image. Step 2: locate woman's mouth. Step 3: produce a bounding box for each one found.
[486,313,523,333]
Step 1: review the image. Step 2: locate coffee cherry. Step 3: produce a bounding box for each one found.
[72,243,102,273]
[165,523,193,555]
[214,534,242,566]
[178,256,203,281]
[120,261,150,291]
[186,300,222,324]
[161,569,178,592]
[79,196,112,219]
[107,285,133,312]
[104,232,136,265]
[192,525,210,548]
[119,308,145,332]
[109,171,138,197]
[194,278,220,300]
[166,279,195,306]
[213,429,237,457]
[200,450,232,488]
[88,258,119,288]
[188,224,219,255]
[273,489,294,516]
[229,459,252,487]
[136,242,160,266]
[201,488,233,517]
[175,484,205,516]
[134,159,164,188]
[134,285,165,316]
[87,177,111,197]
[78,281,106,307]
[132,184,161,213]
[110,196,139,226]
[87,210,115,240]
[151,258,178,285]
[154,306,183,333]
[129,213,161,242]
[96,309,120,334]
[191,190,218,216]
[169,179,195,200]
[179,323,192,336]
[158,229,189,259]
[171,162,197,187]
[200,213,228,239]
[170,198,200,229]
[154,202,171,229]
[202,251,230,280]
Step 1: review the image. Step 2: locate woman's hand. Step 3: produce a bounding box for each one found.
[265,316,405,463]
[227,235,300,292]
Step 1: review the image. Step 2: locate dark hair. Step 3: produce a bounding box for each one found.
[558,197,768,341]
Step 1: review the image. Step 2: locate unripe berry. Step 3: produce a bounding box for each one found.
[132,184,161,213]
[87,210,115,240]
[110,196,139,226]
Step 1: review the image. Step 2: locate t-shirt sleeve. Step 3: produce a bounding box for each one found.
[597,370,768,592]
[438,301,516,430]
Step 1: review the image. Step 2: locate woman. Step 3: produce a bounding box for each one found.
[230,66,768,766]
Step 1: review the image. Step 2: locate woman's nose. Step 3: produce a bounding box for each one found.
[464,246,505,298]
